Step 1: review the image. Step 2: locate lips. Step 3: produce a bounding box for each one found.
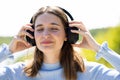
[41,40,53,45]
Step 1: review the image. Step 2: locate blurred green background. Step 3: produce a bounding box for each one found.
[0,25,120,68]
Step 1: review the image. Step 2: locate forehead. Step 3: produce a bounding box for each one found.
[35,13,63,26]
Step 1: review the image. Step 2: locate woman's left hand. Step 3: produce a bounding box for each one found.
[69,21,101,52]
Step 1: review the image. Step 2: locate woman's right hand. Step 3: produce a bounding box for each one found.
[9,24,34,53]
[69,21,101,52]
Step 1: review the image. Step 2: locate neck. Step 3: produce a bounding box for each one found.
[43,51,60,64]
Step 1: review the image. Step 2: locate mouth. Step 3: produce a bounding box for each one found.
[41,41,53,45]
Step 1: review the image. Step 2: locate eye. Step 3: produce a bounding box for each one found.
[50,28,59,31]
[36,28,44,32]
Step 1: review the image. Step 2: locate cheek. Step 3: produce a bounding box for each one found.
[55,31,66,41]
[34,32,41,41]
[56,32,66,49]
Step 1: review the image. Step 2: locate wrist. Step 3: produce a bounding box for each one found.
[1,43,12,55]
[93,43,101,52]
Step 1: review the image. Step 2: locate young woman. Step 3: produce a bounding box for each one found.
[0,6,120,80]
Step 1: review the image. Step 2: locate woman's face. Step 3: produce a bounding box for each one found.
[34,13,67,54]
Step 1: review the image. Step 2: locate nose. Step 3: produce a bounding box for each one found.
[42,29,50,39]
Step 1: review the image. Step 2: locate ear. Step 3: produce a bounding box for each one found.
[64,37,67,41]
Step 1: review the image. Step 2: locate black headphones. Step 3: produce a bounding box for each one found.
[26,7,79,46]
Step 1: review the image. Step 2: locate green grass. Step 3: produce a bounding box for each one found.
[0,36,13,44]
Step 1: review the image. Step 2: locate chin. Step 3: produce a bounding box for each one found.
[38,46,54,52]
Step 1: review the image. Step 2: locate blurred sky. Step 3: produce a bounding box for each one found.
[0,0,120,36]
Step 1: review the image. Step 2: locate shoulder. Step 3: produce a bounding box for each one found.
[6,62,25,73]
[83,59,114,76]
[1,62,25,73]
[0,62,26,79]
[83,60,118,77]
[84,60,108,72]
[8,62,25,67]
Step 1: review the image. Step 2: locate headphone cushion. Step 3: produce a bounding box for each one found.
[26,29,36,46]
[66,26,79,44]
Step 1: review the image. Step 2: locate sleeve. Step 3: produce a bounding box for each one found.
[0,66,12,80]
[85,61,120,80]
[0,62,25,80]
[96,41,120,72]
[0,43,13,62]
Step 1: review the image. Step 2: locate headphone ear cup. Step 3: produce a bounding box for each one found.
[58,7,78,43]
[66,26,79,44]
[26,25,36,46]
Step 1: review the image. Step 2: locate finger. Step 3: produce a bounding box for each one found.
[17,31,34,40]
[18,38,32,47]
[69,24,87,32]
[14,36,32,47]
[19,23,33,32]
[26,23,33,26]
[69,21,83,24]
[72,44,80,47]
[71,29,88,36]
[72,43,85,48]
[18,25,34,38]
[69,21,87,31]
[22,25,34,32]
[25,31,34,39]
[17,31,26,38]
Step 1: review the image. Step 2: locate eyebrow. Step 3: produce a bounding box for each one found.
[51,22,60,26]
[36,24,43,28]
[36,22,61,28]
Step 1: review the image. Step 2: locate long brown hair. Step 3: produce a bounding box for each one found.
[24,6,85,80]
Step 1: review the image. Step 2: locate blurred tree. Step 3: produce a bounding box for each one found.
[81,25,120,68]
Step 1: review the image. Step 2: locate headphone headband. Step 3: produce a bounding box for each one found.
[58,7,74,20]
